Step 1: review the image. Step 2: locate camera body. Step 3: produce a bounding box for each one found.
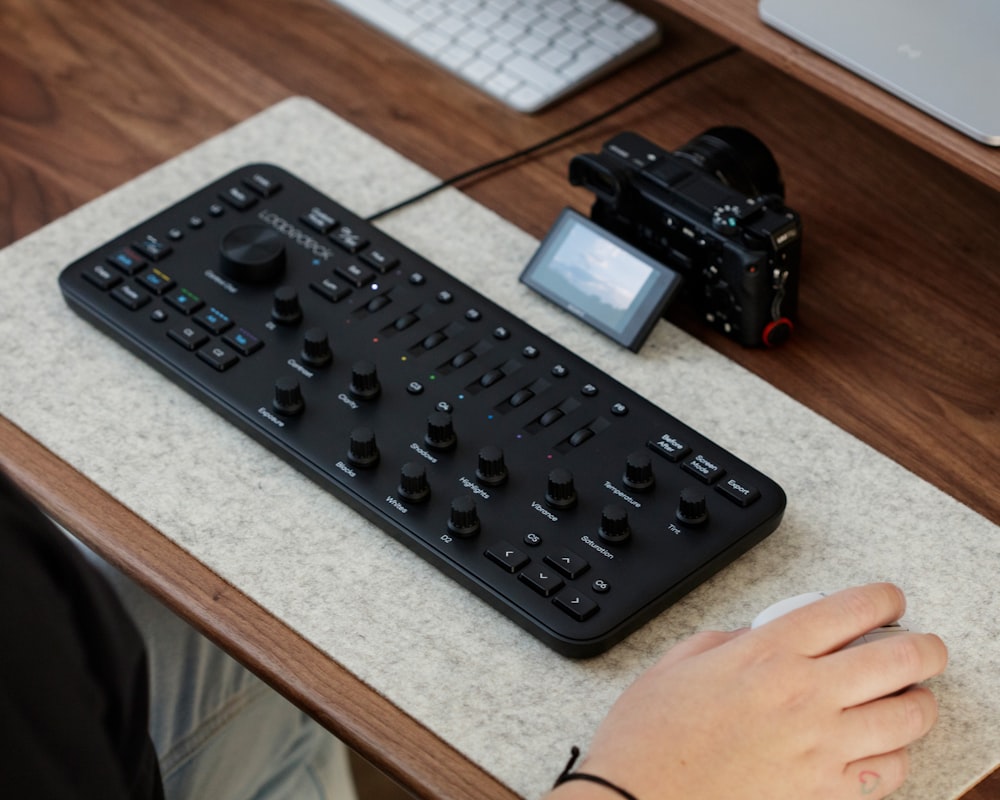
[569,129,802,347]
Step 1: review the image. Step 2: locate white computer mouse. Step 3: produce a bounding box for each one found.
[751,591,908,646]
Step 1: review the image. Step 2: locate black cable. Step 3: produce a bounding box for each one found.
[365,44,740,222]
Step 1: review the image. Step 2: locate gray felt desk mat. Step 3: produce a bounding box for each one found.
[0,97,996,799]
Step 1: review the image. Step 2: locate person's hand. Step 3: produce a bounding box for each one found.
[547,583,947,800]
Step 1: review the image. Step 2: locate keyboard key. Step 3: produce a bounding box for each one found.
[325,0,659,112]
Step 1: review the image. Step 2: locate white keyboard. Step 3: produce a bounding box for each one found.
[327,0,661,112]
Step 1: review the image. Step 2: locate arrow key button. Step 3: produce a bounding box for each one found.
[554,589,599,621]
[485,541,529,574]
[518,567,564,597]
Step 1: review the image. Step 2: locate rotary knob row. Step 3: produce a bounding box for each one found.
[348,427,507,486]
[271,361,382,415]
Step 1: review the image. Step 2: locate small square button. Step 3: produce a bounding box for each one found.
[485,541,529,574]
[107,247,147,275]
[544,549,589,579]
[194,307,234,334]
[518,567,564,597]
[223,327,264,356]
[197,343,240,372]
[168,324,209,351]
[165,288,204,315]
[83,263,121,290]
[554,589,599,621]
[111,283,149,310]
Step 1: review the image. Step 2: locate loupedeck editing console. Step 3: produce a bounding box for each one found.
[59,165,786,657]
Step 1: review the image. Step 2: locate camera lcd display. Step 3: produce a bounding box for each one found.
[519,208,682,351]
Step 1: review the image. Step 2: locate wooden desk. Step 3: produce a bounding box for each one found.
[1,1,996,797]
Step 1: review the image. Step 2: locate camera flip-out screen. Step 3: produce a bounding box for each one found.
[520,208,682,352]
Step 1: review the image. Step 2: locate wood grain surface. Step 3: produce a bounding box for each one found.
[1,1,997,797]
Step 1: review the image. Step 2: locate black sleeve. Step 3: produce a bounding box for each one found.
[0,469,163,800]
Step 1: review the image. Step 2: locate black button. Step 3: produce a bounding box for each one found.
[310,278,351,304]
[551,364,568,378]
[522,345,540,358]
[682,454,726,484]
[610,402,628,416]
[409,272,426,285]
[518,568,564,597]
[223,327,264,356]
[197,343,239,371]
[647,434,690,462]
[301,207,337,234]
[524,532,543,547]
[336,262,374,288]
[165,288,204,315]
[465,308,482,322]
[188,215,204,229]
[207,203,225,217]
[568,428,594,447]
[131,235,172,262]
[361,249,398,273]
[407,381,424,395]
[485,542,530,574]
[366,295,391,313]
[592,578,611,594]
[110,283,149,310]
[194,307,234,335]
[437,290,454,304]
[581,383,598,397]
[168,324,209,351]
[330,225,368,253]
[544,549,589,579]
[82,263,121,290]
[715,476,761,507]
[493,326,511,340]
[219,186,256,210]
[106,247,146,275]
[138,268,175,295]
[553,590,598,621]
[167,227,184,241]
[244,173,281,197]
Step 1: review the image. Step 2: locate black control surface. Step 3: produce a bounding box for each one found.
[59,164,786,657]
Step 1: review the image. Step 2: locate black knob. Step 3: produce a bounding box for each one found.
[398,461,430,503]
[272,376,304,416]
[347,427,380,468]
[447,494,480,538]
[476,445,508,486]
[545,468,576,509]
[622,451,655,492]
[676,487,709,526]
[272,285,302,325]
[349,360,381,400]
[301,327,332,367]
[599,503,631,543]
[219,224,286,284]
[425,411,457,451]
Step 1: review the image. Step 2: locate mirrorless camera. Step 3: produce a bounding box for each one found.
[569,128,802,347]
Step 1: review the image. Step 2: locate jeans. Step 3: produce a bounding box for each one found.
[74,536,359,800]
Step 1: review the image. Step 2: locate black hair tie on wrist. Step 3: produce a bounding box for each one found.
[553,746,640,800]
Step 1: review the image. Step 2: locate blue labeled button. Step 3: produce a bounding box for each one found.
[223,327,263,356]
[194,307,233,335]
